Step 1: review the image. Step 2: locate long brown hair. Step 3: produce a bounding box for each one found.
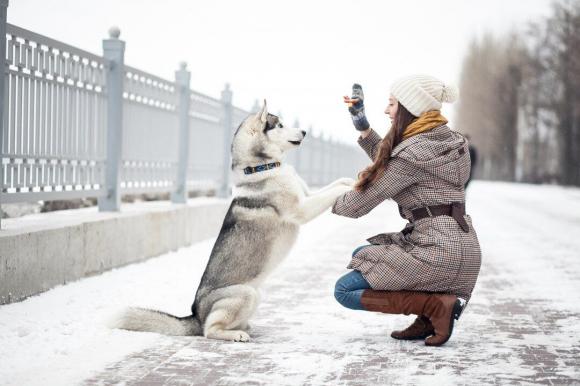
[354,102,417,191]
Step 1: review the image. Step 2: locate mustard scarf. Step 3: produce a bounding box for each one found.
[402,110,448,140]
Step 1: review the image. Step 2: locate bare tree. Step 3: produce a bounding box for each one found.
[456,34,524,182]
[456,0,580,186]
[547,0,580,185]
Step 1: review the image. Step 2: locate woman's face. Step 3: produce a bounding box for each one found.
[384,95,398,121]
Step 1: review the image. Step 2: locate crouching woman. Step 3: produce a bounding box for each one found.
[332,76,482,346]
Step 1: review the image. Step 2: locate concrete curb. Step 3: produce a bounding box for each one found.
[0,198,229,304]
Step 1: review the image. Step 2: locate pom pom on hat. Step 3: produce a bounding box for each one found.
[441,83,459,103]
[390,74,459,117]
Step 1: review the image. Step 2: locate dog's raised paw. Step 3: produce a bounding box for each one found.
[343,178,356,186]
[336,177,355,187]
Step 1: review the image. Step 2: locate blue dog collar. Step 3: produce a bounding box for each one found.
[243,162,281,175]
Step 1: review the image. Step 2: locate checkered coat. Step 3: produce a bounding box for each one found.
[332,126,481,301]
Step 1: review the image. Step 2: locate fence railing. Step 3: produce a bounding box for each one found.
[0,2,369,228]
[2,22,108,204]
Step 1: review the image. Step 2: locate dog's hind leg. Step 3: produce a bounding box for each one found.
[203,285,258,342]
[239,290,260,331]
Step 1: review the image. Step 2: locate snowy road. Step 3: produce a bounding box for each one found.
[1,181,579,385]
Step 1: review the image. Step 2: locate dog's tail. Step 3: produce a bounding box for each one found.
[108,307,202,336]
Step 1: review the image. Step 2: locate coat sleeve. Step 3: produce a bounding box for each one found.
[332,155,422,218]
[358,129,383,160]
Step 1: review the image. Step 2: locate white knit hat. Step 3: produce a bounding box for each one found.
[390,74,459,117]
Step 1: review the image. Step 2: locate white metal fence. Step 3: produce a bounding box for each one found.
[0,2,369,227]
[2,23,108,203]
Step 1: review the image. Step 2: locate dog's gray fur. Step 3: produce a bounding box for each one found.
[111,101,354,342]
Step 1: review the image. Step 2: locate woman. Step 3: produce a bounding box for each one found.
[332,75,482,347]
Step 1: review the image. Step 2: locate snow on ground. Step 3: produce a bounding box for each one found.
[1,181,579,385]
[0,232,215,386]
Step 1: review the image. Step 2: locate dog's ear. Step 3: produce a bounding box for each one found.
[257,99,268,123]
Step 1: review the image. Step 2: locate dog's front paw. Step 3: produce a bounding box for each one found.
[335,177,356,187]
[234,331,251,342]
[336,184,353,196]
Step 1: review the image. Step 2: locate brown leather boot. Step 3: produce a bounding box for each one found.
[360,290,464,347]
[390,316,434,340]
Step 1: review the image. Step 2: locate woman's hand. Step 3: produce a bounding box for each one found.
[344,83,370,132]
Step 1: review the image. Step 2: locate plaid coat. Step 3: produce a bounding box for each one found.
[332,126,481,301]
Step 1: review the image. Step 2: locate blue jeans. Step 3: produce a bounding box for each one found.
[334,245,372,310]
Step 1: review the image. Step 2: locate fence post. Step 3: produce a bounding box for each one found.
[328,137,333,181]
[218,83,233,198]
[251,99,260,114]
[326,136,331,183]
[311,132,317,186]
[0,0,8,229]
[171,62,191,204]
[331,138,341,180]
[293,119,301,174]
[98,27,125,212]
[320,134,327,186]
[307,125,313,185]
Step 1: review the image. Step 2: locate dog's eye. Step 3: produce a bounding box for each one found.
[263,122,274,132]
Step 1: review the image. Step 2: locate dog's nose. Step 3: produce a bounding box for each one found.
[301,130,307,137]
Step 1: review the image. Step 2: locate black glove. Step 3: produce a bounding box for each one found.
[345,83,370,131]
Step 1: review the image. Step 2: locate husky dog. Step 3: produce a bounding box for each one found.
[111,101,354,342]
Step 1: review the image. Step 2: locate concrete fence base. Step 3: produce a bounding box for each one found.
[0,198,229,305]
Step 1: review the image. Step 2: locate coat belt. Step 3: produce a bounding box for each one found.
[400,202,470,233]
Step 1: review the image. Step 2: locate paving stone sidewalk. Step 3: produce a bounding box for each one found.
[83,186,580,385]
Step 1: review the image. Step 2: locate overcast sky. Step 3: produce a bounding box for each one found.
[10,0,553,143]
